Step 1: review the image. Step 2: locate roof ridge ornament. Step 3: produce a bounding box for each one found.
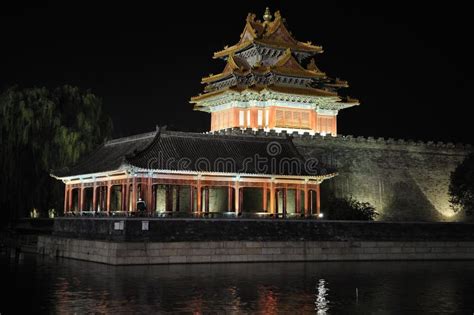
[263,7,272,22]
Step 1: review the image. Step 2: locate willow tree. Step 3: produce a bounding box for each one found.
[0,86,112,224]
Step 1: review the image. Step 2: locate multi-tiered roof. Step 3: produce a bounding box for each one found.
[191,8,358,111]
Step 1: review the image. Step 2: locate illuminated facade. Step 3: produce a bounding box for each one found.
[191,8,358,136]
[51,9,350,218]
[52,128,336,217]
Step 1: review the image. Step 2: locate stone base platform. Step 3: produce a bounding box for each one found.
[38,236,474,265]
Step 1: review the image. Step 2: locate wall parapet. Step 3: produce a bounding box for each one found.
[52,218,474,243]
[206,128,472,153]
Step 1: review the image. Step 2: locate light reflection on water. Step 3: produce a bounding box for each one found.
[1,254,474,314]
[315,279,329,314]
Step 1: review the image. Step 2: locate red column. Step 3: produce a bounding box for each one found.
[275,189,279,214]
[239,187,243,214]
[69,188,73,212]
[262,184,267,212]
[106,182,111,215]
[295,188,300,214]
[92,182,97,212]
[147,178,153,215]
[176,186,181,212]
[197,181,202,213]
[304,184,309,216]
[270,183,275,215]
[151,184,155,212]
[79,184,84,212]
[228,186,233,212]
[234,184,240,215]
[190,185,194,212]
[122,183,127,212]
[316,185,321,216]
[205,187,210,213]
[63,185,68,214]
[132,177,137,212]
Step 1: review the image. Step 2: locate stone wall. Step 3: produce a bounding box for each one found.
[38,236,474,265]
[209,128,472,222]
[40,218,474,265]
[293,134,471,221]
[52,218,474,242]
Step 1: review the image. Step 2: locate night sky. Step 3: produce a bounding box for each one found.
[1,1,473,144]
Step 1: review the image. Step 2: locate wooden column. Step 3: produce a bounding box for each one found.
[282,188,287,217]
[69,187,73,212]
[275,189,279,214]
[92,182,97,212]
[132,177,137,212]
[100,186,105,212]
[234,183,240,215]
[228,186,233,212]
[79,184,84,212]
[150,184,155,212]
[262,184,267,211]
[106,182,111,215]
[197,180,202,213]
[295,188,300,214]
[63,185,68,214]
[190,185,194,212]
[176,186,181,212]
[239,187,243,214]
[147,177,153,214]
[309,190,314,215]
[316,185,321,216]
[304,184,309,216]
[269,183,275,215]
[123,182,128,212]
[205,187,210,213]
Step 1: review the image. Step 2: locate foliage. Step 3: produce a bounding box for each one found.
[325,195,378,221]
[449,152,474,215]
[0,85,112,225]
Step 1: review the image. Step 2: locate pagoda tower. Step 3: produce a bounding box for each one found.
[191,8,359,136]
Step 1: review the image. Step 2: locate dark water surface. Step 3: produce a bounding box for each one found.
[1,253,474,314]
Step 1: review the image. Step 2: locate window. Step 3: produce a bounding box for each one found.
[239,110,244,126]
[257,110,263,126]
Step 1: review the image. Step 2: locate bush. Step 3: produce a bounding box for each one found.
[449,152,474,215]
[325,195,378,221]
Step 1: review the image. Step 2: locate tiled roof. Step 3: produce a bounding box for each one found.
[52,129,336,178]
[52,131,156,177]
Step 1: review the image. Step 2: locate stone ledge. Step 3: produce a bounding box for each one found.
[38,236,474,265]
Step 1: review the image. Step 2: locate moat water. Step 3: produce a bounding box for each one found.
[1,253,474,314]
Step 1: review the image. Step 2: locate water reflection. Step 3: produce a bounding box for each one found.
[1,254,474,314]
[315,278,329,314]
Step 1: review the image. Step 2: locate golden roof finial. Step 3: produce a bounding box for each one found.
[263,7,272,22]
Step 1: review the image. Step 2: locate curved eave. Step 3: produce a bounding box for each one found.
[214,41,253,59]
[214,40,323,60]
[130,166,338,183]
[336,99,360,109]
[272,68,326,79]
[191,86,339,107]
[266,86,338,98]
[50,166,130,183]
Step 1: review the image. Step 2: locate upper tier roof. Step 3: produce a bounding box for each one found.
[191,8,358,110]
[52,128,337,179]
[214,10,323,59]
[202,50,326,84]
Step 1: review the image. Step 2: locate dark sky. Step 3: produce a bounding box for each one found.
[1,1,473,144]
